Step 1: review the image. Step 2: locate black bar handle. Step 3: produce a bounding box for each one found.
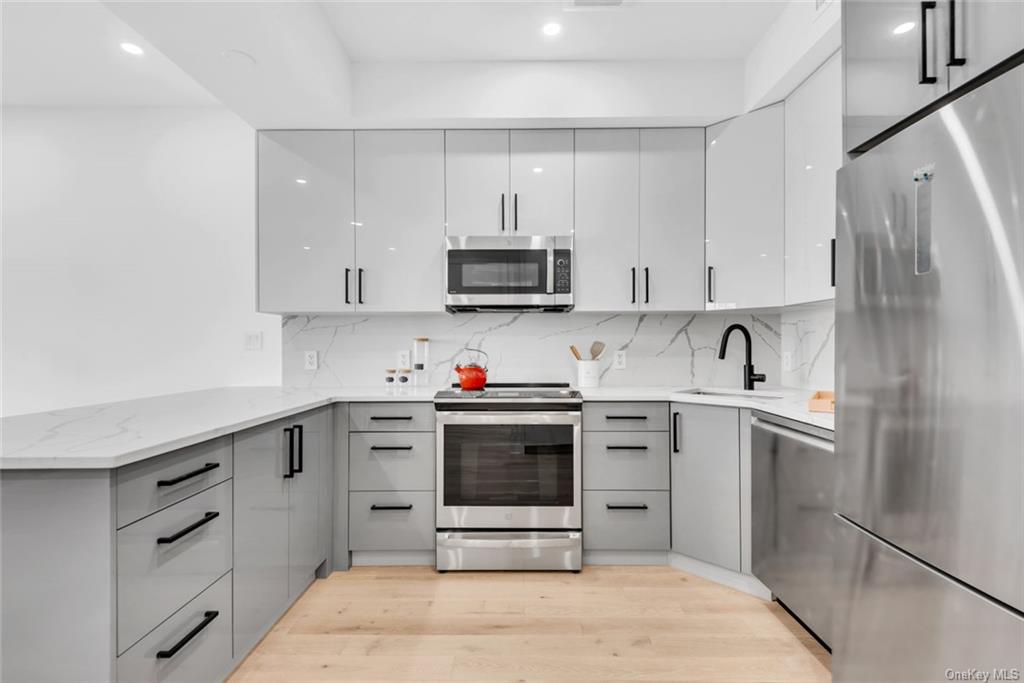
[947,0,966,66]
[370,415,414,421]
[370,504,413,511]
[672,411,681,453]
[156,611,219,659]
[357,268,365,305]
[707,266,715,303]
[513,193,518,231]
[345,267,351,305]
[294,424,304,474]
[606,415,647,421]
[157,511,220,545]
[830,238,836,287]
[606,445,649,451]
[644,267,650,304]
[157,462,220,488]
[606,504,648,511]
[283,427,295,479]
[631,267,637,304]
[920,1,938,84]
[500,193,505,232]
[370,445,414,451]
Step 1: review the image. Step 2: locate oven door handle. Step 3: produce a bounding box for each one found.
[435,410,582,426]
[438,533,581,549]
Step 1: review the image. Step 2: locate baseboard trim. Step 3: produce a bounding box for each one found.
[583,550,669,565]
[668,552,772,600]
[351,550,436,567]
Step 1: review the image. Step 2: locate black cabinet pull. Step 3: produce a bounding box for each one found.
[672,411,681,453]
[707,266,715,303]
[283,427,295,479]
[344,267,351,305]
[370,415,413,421]
[631,267,637,304]
[500,193,506,232]
[947,0,966,66]
[605,415,647,421]
[919,1,938,84]
[357,268,365,304]
[157,462,220,488]
[157,511,220,545]
[830,238,836,287]
[606,445,649,451]
[370,445,414,451]
[294,424,304,474]
[156,610,219,659]
[371,504,413,511]
[513,193,518,231]
[606,504,648,511]
[644,267,650,304]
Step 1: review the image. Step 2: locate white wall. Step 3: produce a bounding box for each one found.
[1,107,281,416]
[780,301,835,390]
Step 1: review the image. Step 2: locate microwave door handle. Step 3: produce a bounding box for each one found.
[546,249,555,294]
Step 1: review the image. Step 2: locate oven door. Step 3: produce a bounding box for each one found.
[436,410,582,529]
[445,236,554,308]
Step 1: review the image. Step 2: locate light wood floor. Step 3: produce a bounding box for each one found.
[229,566,830,683]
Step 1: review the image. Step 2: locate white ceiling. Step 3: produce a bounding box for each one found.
[322,0,788,62]
[1,0,219,107]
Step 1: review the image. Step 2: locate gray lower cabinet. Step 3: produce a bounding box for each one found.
[349,402,435,432]
[670,403,741,571]
[116,571,233,683]
[289,408,329,600]
[349,491,435,551]
[583,491,670,550]
[583,402,669,432]
[582,431,670,491]
[349,431,435,491]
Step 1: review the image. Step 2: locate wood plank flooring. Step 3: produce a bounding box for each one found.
[228,566,830,683]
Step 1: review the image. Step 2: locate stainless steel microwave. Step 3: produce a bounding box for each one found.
[444,235,573,313]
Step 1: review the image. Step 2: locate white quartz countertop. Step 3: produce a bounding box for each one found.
[2,385,832,470]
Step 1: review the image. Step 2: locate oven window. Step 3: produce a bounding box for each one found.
[443,425,574,507]
[447,249,548,294]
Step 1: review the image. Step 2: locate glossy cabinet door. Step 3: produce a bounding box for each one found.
[670,404,741,571]
[509,129,574,236]
[445,130,510,235]
[639,128,706,312]
[354,130,445,312]
[705,104,784,310]
[573,128,640,311]
[233,418,290,656]
[785,53,843,305]
[947,0,1024,89]
[258,131,355,313]
[288,408,327,601]
[844,0,950,152]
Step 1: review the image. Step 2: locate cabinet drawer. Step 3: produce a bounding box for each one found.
[583,402,668,432]
[349,491,435,551]
[117,480,232,653]
[583,491,670,551]
[350,432,435,491]
[350,402,435,432]
[583,432,669,491]
[116,436,232,528]
[117,571,232,683]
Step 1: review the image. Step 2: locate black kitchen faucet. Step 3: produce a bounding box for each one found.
[718,323,766,391]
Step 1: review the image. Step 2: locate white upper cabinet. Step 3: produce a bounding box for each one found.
[574,129,640,312]
[705,104,785,310]
[639,128,706,312]
[947,0,1024,89]
[509,129,574,235]
[258,131,355,314]
[444,130,510,236]
[354,130,445,312]
[785,53,842,306]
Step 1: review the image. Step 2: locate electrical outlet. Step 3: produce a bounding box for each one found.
[397,350,411,369]
[782,352,794,372]
[613,350,627,370]
[303,351,318,371]
[244,331,263,351]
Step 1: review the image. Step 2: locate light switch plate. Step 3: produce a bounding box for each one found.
[244,331,263,351]
[304,351,318,371]
[613,350,627,370]
[397,350,411,369]
[782,352,794,372]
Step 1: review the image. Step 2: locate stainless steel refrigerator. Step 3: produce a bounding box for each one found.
[834,59,1024,680]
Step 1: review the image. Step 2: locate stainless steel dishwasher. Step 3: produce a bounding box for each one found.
[751,411,834,647]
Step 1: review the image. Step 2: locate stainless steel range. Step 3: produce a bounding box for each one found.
[434,383,582,571]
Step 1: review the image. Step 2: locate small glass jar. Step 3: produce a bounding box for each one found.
[397,368,412,394]
[384,369,397,386]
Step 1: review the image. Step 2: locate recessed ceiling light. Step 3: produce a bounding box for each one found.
[542,22,562,36]
[302,246,311,251]
[805,164,814,171]
[893,22,915,35]
[295,178,308,184]
[119,42,144,56]
[710,139,717,146]
[816,243,824,247]
[533,167,544,174]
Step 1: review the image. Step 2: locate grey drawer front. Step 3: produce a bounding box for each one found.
[583,432,670,491]
[117,480,232,653]
[583,491,670,551]
[349,491,435,551]
[116,436,232,528]
[583,402,669,432]
[350,432,435,491]
[350,403,435,432]
[117,571,232,683]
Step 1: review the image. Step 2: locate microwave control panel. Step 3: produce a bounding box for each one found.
[554,250,572,294]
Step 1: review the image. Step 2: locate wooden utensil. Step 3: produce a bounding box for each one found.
[570,345,583,361]
[590,341,606,360]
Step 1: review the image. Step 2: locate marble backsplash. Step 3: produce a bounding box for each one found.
[780,301,835,390]
[281,311,787,390]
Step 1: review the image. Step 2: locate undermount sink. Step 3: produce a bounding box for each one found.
[677,388,785,400]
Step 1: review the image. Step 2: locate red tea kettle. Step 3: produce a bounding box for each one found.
[454,348,489,391]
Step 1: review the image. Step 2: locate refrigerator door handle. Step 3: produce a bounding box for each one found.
[913,165,934,274]
[919,1,938,85]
